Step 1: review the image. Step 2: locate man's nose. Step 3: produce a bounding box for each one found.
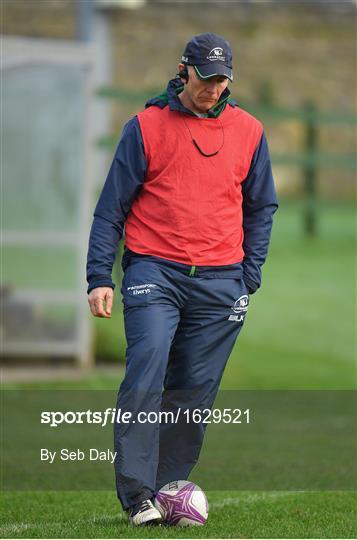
[206,81,219,94]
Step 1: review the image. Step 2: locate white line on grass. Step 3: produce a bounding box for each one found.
[0,523,33,535]
[1,492,306,535]
[0,513,126,536]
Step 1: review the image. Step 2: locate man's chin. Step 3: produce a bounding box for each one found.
[196,102,216,112]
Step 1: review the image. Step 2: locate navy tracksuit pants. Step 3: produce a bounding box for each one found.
[114,249,249,510]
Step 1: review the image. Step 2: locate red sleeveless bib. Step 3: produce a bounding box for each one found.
[125,104,263,265]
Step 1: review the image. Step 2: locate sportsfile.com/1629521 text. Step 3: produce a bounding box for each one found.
[40,408,251,427]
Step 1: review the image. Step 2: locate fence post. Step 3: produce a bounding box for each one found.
[303,101,318,236]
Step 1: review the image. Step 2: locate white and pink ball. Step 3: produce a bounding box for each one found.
[154,480,209,526]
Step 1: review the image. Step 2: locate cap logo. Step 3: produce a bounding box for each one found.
[181,55,189,63]
[207,47,225,62]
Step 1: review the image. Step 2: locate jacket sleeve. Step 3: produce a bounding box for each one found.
[86,116,146,294]
[242,132,278,294]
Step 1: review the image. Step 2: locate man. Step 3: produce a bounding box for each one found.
[87,33,278,526]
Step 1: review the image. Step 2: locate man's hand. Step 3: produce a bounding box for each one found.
[87,287,114,318]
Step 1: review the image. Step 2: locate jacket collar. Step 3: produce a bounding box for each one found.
[145,77,236,118]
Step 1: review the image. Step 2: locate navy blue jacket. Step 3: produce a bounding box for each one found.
[87,79,278,295]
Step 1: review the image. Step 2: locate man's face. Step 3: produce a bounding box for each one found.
[178,64,229,113]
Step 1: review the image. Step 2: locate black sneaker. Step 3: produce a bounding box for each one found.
[129,498,163,526]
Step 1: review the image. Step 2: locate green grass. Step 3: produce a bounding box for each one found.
[2,246,76,290]
[1,490,356,538]
[2,200,356,538]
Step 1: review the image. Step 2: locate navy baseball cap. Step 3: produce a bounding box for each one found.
[181,32,233,82]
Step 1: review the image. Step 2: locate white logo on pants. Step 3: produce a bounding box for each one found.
[232,295,249,314]
[127,283,157,295]
[228,294,249,322]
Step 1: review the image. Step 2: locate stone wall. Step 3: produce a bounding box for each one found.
[3,1,355,108]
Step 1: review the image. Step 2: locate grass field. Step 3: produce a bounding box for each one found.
[1,490,356,538]
[1,200,356,538]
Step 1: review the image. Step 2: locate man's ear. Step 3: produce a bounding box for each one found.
[177,63,189,83]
